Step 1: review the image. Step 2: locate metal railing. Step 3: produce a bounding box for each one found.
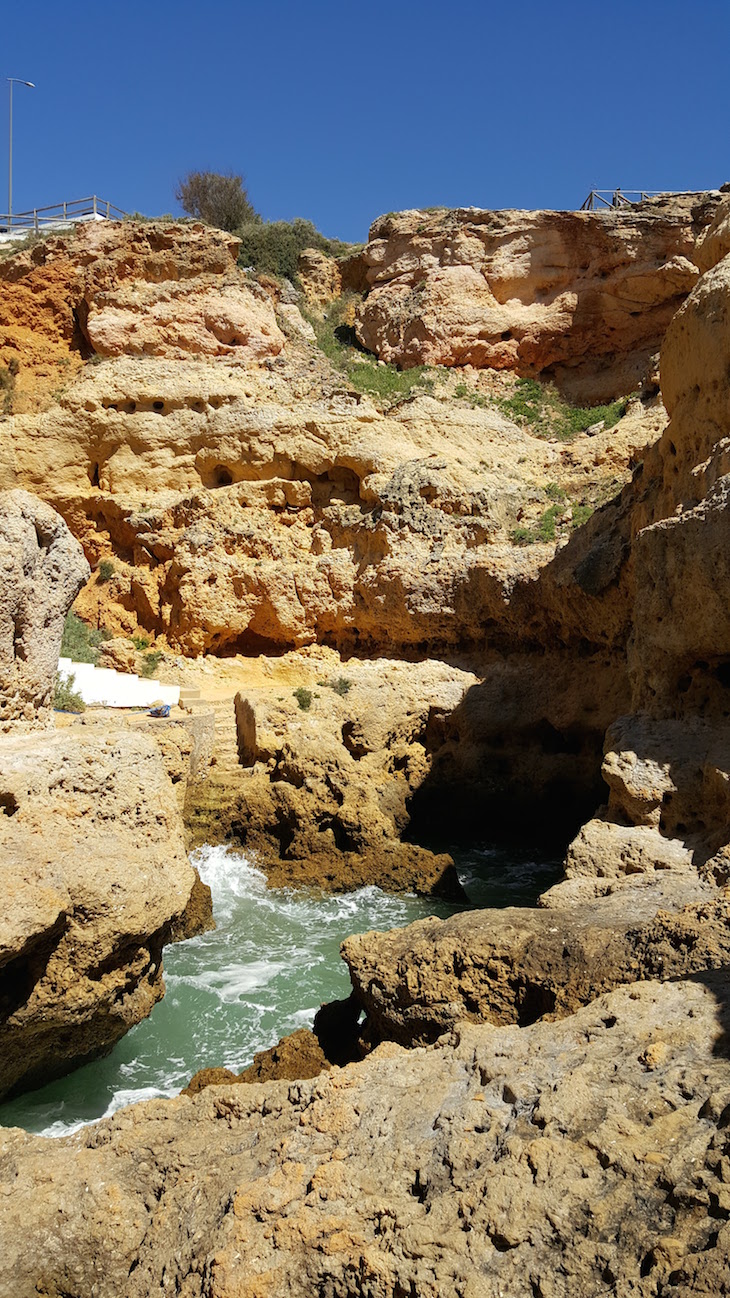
[0,195,128,232]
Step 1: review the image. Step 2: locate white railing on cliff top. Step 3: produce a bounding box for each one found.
[0,195,128,232]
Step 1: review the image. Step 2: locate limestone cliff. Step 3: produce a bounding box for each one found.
[354,193,721,402]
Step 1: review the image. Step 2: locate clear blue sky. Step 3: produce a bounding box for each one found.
[3,0,729,242]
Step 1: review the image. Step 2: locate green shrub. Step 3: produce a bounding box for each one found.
[454,381,489,409]
[571,503,595,529]
[53,671,85,713]
[237,218,352,282]
[132,634,151,650]
[537,503,563,542]
[97,559,115,583]
[329,676,352,696]
[175,171,258,231]
[544,482,566,502]
[293,686,313,711]
[511,525,536,546]
[140,649,163,679]
[60,612,111,664]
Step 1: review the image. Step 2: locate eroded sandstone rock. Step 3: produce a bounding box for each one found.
[343,884,726,1046]
[2,977,730,1296]
[0,488,88,730]
[355,196,720,401]
[187,658,473,896]
[0,723,208,1099]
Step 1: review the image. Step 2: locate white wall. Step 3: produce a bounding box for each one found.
[58,658,180,709]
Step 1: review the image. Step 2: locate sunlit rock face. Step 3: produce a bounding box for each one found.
[0,488,88,731]
[354,194,721,402]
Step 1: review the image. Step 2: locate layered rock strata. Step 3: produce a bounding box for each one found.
[354,194,721,401]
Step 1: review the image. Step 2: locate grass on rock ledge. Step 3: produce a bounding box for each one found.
[497,378,628,442]
[455,376,629,443]
[307,294,439,408]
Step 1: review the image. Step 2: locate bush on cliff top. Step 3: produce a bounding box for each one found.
[237,218,352,283]
[175,171,258,232]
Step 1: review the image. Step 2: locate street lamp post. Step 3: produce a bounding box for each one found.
[7,78,34,227]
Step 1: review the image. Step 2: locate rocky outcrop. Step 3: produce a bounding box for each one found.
[0,722,210,1100]
[184,1027,332,1095]
[297,247,342,306]
[0,487,212,1097]
[188,658,473,897]
[354,194,721,402]
[0,220,245,412]
[86,272,285,361]
[337,229,730,1041]
[343,885,727,1046]
[0,488,89,730]
[3,976,730,1296]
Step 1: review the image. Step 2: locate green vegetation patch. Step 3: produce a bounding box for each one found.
[140,649,163,679]
[96,559,115,583]
[309,295,436,408]
[293,686,313,711]
[237,219,353,283]
[454,382,490,409]
[61,612,112,665]
[498,377,628,442]
[53,671,86,713]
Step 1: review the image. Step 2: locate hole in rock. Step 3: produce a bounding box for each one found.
[0,792,18,816]
[714,661,730,688]
[89,462,100,487]
[213,466,233,487]
[517,983,557,1026]
[152,400,165,413]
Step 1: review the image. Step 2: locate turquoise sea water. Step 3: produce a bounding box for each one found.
[0,841,560,1137]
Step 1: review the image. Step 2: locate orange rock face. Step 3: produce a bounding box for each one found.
[0,221,284,409]
[355,196,721,401]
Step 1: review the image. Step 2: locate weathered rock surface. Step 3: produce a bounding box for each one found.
[0,219,242,411]
[297,246,343,306]
[86,272,285,361]
[343,885,727,1045]
[3,977,730,1296]
[0,722,209,1099]
[0,488,89,730]
[355,195,720,401]
[188,657,473,896]
[184,1028,332,1095]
